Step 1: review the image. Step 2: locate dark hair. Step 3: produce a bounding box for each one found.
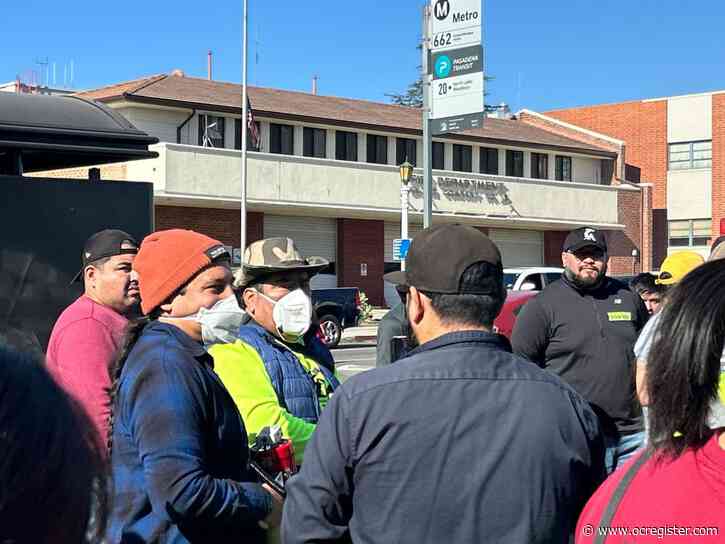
[426,262,505,328]
[647,259,725,458]
[628,272,657,295]
[0,346,108,543]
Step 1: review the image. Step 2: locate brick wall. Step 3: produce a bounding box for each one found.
[546,100,668,208]
[28,162,129,181]
[543,231,567,266]
[155,206,263,248]
[336,219,385,306]
[607,189,642,275]
[712,94,725,238]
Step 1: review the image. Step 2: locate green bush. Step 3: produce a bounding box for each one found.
[357,291,373,322]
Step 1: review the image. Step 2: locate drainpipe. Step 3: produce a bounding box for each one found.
[176,109,196,144]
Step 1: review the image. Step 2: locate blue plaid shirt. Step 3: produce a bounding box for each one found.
[107,321,270,543]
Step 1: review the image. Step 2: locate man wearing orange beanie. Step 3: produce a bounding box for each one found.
[105,229,282,544]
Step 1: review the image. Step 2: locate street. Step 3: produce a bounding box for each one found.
[331,345,376,382]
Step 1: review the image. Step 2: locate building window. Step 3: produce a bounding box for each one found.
[530,152,548,179]
[303,127,327,158]
[367,134,388,164]
[555,155,572,181]
[198,114,225,148]
[452,144,473,172]
[668,219,711,247]
[335,131,358,161]
[480,147,498,175]
[432,142,445,170]
[669,141,712,170]
[396,137,417,166]
[270,123,294,155]
[506,150,524,177]
[235,118,260,151]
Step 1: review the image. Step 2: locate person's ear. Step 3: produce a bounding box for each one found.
[84,265,97,287]
[561,252,568,268]
[408,287,425,327]
[242,288,257,315]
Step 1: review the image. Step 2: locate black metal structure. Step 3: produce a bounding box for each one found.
[0,92,157,352]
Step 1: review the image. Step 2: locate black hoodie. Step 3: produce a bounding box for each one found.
[511,275,647,435]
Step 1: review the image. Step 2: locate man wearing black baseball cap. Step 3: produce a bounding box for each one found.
[283,224,605,544]
[512,226,648,474]
[47,229,140,448]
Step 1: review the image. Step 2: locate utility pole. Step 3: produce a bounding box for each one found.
[240,0,249,260]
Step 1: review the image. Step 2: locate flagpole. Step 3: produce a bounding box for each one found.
[240,0,249,261]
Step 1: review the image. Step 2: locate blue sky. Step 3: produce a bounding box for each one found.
[2,1,725,111]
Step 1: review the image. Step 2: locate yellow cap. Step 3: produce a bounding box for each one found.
[656,251,705,285]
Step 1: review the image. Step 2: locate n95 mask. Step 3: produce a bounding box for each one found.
[257,288,312,343]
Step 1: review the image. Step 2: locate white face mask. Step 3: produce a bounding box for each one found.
[187,295,246,347]
[256,288,312,343]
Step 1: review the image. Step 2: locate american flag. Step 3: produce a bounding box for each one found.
[246,96,260,150]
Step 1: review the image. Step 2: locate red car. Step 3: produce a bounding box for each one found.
[493,290,538,339]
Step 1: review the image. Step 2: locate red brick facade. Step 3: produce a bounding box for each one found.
[712,94,725,238]
[154,206,263,248]
[336,219,385,306]
[543,231,567,267]
[546,101,668,268]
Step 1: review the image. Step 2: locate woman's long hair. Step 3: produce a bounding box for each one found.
[0,346,108,543]
[647,259,725,458]
[107,314,154,455]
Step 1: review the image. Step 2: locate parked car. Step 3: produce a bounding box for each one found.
[503,267,563,291]
[312,287,361,348]
[493,290,538,339]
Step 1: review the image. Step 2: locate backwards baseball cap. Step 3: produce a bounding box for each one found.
[709,236,725,262]
[384,224,502,294]
[133,229,231,315]
[656,251,704,286]
[563,227,608,253]
[71,229,138,283]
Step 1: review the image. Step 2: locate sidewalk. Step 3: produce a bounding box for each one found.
[339,308,389,345]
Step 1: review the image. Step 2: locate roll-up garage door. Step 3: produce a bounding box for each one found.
[488,229,543,267]
[263,215,338,288]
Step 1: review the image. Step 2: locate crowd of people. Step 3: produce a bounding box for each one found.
[0,223,723,543]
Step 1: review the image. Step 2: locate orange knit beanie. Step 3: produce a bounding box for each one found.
[134,229,229,315]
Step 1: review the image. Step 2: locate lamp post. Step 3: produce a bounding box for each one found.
[399,160,414,271]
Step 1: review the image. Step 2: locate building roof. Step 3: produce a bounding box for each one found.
[0,92,158,173]
[77,73,616,157]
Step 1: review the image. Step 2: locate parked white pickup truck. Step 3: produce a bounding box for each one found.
[504,267,564,291]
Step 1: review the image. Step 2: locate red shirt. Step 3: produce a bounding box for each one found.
[577,432,725,543]
[46,295,128,447]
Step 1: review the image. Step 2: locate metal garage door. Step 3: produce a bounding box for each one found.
[488,229,543,267]
[263,215,338,288]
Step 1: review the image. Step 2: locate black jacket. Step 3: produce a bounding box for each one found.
[511,276,647,435]
[282,331,606,544]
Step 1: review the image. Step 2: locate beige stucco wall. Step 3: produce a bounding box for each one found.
[666,169,712,220]
[138,143,625,228]
[667,94,712,142]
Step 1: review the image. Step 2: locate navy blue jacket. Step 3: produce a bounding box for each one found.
[107,321,270,543]
[236,322,339,422]
[282,331,606,544]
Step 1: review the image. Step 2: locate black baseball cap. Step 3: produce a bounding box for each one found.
[384,224,502,294]
[563,227,608,253]
[71,229,139,283]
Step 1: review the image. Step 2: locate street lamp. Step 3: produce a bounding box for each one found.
[399,160,414,271]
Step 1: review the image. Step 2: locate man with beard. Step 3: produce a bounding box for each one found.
[282,225,606,543]
[47,229,140,448]
[512,227,647,473]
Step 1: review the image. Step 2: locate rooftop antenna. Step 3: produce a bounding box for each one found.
[35,57,49,87]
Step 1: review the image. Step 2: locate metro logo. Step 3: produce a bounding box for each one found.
[452,10,479,23]
[434,0,450,20]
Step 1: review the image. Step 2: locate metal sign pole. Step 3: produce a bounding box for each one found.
[240,0,249,259]
[422,3,433,229]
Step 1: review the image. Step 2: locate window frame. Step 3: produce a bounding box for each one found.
[396,137,417,166]
[366,134,388,165]
[530,152,549,180]
[555,155,572,181]
[452,144,473,173]
[335,130,358,162]
[235,118,260,151]
[269,123,295,155]
[668,140,712,170]
[198,114,225,148]
[668,218,712,248]
[479,147,499,175]
[432,141,445,170]
[505,150,524,177]
[303,127,327,158]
